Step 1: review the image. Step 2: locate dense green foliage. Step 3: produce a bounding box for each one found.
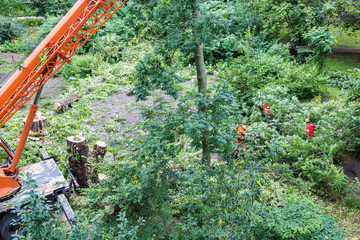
[1,0,360,239]
[0,17,25,45]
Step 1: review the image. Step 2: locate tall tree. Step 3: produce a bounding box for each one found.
[193,1,210,164]
[134,0,230,165]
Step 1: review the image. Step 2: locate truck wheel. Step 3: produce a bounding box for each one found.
[0,214,24,240]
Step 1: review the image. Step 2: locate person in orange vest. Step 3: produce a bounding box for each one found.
[305,119,315,137]
[235,124,247,150]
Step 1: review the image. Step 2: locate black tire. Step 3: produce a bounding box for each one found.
[0,214,24,240]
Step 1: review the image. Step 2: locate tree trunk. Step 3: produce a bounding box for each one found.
[53,94,81,111]
[194,2,211,165]
[23,111,49,134]
[92,141,107,163]
[66,136,99,189]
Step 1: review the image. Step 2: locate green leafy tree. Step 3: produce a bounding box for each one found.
[134,0,230,164]
[303,26,336,69]
[256,0,325,43]
[333,0,360,29]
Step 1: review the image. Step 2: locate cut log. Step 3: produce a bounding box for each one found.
[66,136,99,189]
[23,111,49,134]
[54,94,81,111]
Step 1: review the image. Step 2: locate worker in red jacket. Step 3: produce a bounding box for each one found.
[305,119,315,137]
[235,124,247,150]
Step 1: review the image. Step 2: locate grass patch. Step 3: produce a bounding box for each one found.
[321,87,340,101]
[330,26,360,47]
[325,54,360,73]
[0,58,21,74]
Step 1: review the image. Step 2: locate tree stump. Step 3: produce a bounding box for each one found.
[23,112,49,134]
[54,94,81,111]
[66,136,99,189]
[92,141,107,163]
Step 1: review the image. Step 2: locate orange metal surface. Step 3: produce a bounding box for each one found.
[0,0,128,128]
[0,140,13,159]
[10,104,38,174]
[0,169,21,200]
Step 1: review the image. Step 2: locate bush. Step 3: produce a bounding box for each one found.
[0,17,25,45]
[58,54,102,79]
[0,40,23,53]
[220,43,326,100]
[12,177,89,240]
[254,192,348,239]
[28,0,76,16]
[89,35,126,63]
[12,16,62,54]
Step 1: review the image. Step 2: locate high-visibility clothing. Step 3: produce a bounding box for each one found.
[263,102,269,114]
[235,125,247,149]
[237,125,246,134]
[306,123,315,137]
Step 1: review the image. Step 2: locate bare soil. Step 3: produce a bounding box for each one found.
[343,161,360,182]
[0,53,151,142]
[89,87,153,139]
[0,53,23,61]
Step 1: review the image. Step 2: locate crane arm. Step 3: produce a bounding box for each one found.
[0,0,127,128]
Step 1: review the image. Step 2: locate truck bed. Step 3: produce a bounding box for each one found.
[0,158,71,213]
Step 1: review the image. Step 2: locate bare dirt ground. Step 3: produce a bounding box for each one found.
[343,162,360,182]
[0,53,151,141]
[0,53,23,61]
[89,87,154,139]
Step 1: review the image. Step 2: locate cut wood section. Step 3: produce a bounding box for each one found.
[23,111,49,133]
[92,141,107,163]
[66,137,107,189]
[53,94,81,111]
[67,135,99,189]
[67,136,90,189]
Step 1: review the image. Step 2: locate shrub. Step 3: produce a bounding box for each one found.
[0,17,25,45]
[28,0,76,16]
[58,54,102,79]
[89,34,126,63]
[220,43,326,100]
[12,177,89,240]
[253,192,348,239]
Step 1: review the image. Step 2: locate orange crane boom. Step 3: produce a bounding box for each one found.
[0,0,127,201]
[0,0,127,128]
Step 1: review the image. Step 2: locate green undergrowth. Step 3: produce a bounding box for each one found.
[0,58,21,74]
[330,26,360,48]
[325,54,360,73]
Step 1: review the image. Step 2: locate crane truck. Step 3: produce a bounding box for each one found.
[0,0,127,238]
